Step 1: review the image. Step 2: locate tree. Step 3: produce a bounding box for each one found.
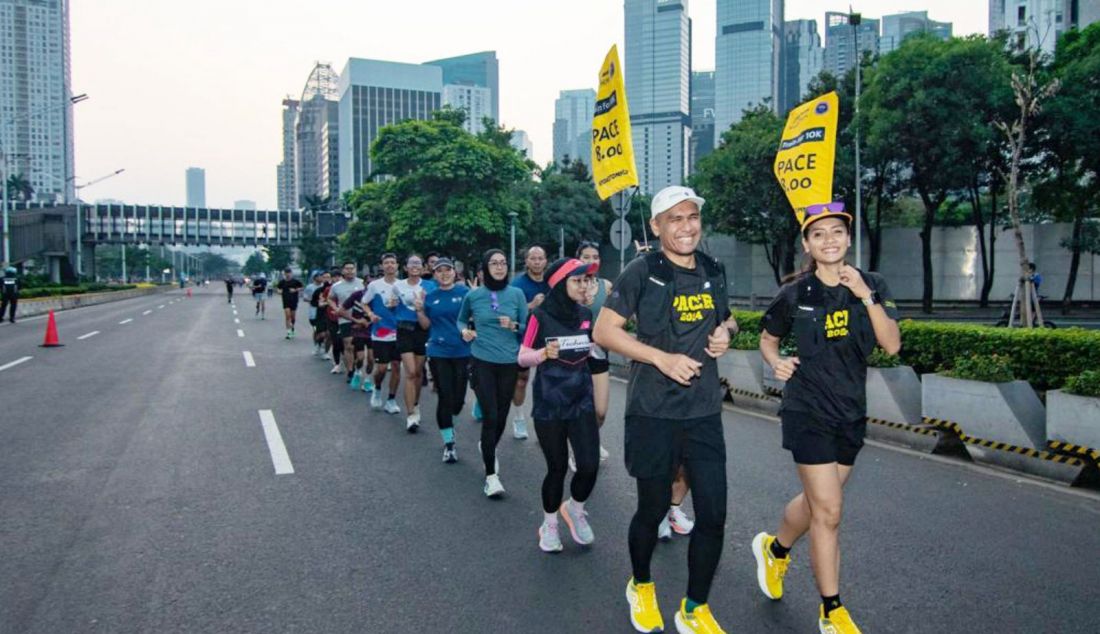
[197,252,236,277]
[526,159,613,254]
[338,181,395,269]
[691,105,796,285]
[242,250,266,276]
[263,245,294,273]
[5,173,34,202]
[863,35,1011,312]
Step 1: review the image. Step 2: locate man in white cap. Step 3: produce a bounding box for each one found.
[594,185,739,634]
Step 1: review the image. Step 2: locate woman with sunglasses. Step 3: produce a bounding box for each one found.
[576,241,613,464]
[457,249,528,498]
[754,205,900,634]
[518,257,601,553]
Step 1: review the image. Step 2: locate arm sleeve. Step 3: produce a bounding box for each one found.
[602,259,645,319]
[761,285,794,338]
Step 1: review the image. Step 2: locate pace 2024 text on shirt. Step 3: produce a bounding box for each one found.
[605,259,724,420]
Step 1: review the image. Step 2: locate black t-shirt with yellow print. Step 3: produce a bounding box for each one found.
[606,258,725,419]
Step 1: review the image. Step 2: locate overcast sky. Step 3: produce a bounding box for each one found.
[70,1,986,209]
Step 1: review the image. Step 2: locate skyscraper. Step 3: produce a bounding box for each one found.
[424,52,500,123]
[295,63,340,208]
[443,83,492,134]
[277,98,298,210]
[780,19,823,113]
[715,0,784,134]
[625,0,692,195]
[881,11,952,54]
[510,130,534,159]
[689,71,716,172]
[0,0,74,203]
[824,12,880,79]
[186,168,206,208]
[337,58,442,193]
[552,89,596,167]
[989,0,1096,54]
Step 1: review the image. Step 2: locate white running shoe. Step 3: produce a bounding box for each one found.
[484,474,505,498]
[330,364,342,374]
[512,415,529,440]
[539,520,563,553]
[442,444,457,463]
[669,506,695,535]
[384,399,400,415]
[370,389,384,410]
[560,500,594,545]
[658,514,673,541]
[405,414,420,433]
[599,444,610,462]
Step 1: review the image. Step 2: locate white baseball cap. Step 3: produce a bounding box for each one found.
[650,185,705,219]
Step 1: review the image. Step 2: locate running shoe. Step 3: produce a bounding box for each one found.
[285,330,291,340]
[330,364,342,374]
[512,414,529,439]
[669,506,694,535]
[442,443,457,464]
[483,474,505,498]
[538,520,563,553]
[370,389,384,410]
[560,500,594,545]
[751,532,790,600]
[312,345,320,357]
[406,414,420,433]
[658,514,672,541]
[361,376,373,393]
[349,374,362,390]
[625,577,664,633]
[384,399,400,415]
[819,606,862,634]
[674,599,726,634]
[600,444,610,462]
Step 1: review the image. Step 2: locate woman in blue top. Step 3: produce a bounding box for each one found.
[457,249,528,499]
[416,258,470,464]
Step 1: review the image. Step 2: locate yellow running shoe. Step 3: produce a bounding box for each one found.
[674,599,726,633]
[625,577,665,633]
[819,605,863,634]
[751,531,791,600]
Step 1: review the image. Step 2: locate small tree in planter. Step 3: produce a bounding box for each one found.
[922,354,1046,449]
[1048,370,1100,451]
[866,348,923,426]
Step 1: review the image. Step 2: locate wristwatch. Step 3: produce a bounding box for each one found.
[861,291,880,307]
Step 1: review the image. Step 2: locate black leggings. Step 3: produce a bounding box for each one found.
[628,460,727,604]
[1,296,16,321]
[429,357,468,431]
[533,415,600,513]
[471,358,518,476]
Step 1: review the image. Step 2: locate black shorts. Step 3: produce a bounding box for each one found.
[624,413,726,480]
[336,323,352,339]
[373,340,399,364]
[780,410,866,466]
[282,301,298,312]
[353,338,368,352]
[587,357,610,375]
[396,325,428,356]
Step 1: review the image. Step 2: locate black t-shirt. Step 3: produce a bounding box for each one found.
[761,272,898,421]
[252,279,267,294]
[276,278,303,303]
[605,257,725,419]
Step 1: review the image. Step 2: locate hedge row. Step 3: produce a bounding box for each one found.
[20,284,137,299]
[730,309,1100,392]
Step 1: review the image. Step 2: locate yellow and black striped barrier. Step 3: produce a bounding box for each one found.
[1047,441,1100,464]
[921,417,1086,466]
[728,387,778,402]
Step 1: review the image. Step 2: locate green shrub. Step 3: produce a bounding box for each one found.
[731,330,761,350]
[20,284,136,299]
[943,354,1015,383]
[867,347,901,368]
[1064,370,1100,397]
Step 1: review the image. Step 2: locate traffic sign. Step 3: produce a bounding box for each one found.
[610,219,632,250]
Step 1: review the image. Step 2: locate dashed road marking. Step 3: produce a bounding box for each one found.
[243,351,256,367]
[119,318,133,324]
[76,331,100,340]
[0,356,32,372]
[237,329,245,338]
[234,318,240,324]
[143,310,152,315]
[258,410,294,475]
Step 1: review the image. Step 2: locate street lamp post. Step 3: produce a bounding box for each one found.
[851,11,863,267]
[508,211,518,276]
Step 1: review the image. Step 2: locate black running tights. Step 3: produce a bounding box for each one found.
[533,415,600,513]
[628,460,727,603]
[471,358,518,476]
[429,357,468,431]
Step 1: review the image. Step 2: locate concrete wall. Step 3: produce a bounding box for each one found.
[702,223,1099,302]
[16,286,174,319]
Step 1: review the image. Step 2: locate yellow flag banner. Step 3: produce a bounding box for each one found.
[591,45,638,200]
[773,91,839,225]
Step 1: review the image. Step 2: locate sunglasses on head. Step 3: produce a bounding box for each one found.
[805,202,845,216]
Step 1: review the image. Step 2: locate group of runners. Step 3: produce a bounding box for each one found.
[228,185,898,634]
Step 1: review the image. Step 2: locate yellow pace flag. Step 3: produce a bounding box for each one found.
[591,45,638,200]
[773,91,839,226]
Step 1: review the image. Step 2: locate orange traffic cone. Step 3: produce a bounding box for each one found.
[40,310,63,347]
[186,288,192,298]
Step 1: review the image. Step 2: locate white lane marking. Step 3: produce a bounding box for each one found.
[258,410,294,475]
[142,310,152,315]
[157,304,165,309]
[119,318,133,324]
[234,318,240,324]
[0,356,32,372]
[243,350,256,367]
[233,310,238,316]
[237,329,245,338]
[77,331,100,340]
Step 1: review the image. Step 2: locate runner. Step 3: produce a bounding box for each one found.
[305,271,328,356]
[328,262,365,382]
[508,245,549,440]
[1,267,19,323]
[363,253,403,414]
[593,185,738,634]
[576,241,613,464]
[753,205,900,634]
[457,249,528,498]
[342,279,375,393]
[251,274,268,319]
[415,257,469,462]
[323,268,343,370]
[421,251,441,391]
[518,257,601,553]
[392,254,432,432]
[224,276,234,304]
[275,267,304,339]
